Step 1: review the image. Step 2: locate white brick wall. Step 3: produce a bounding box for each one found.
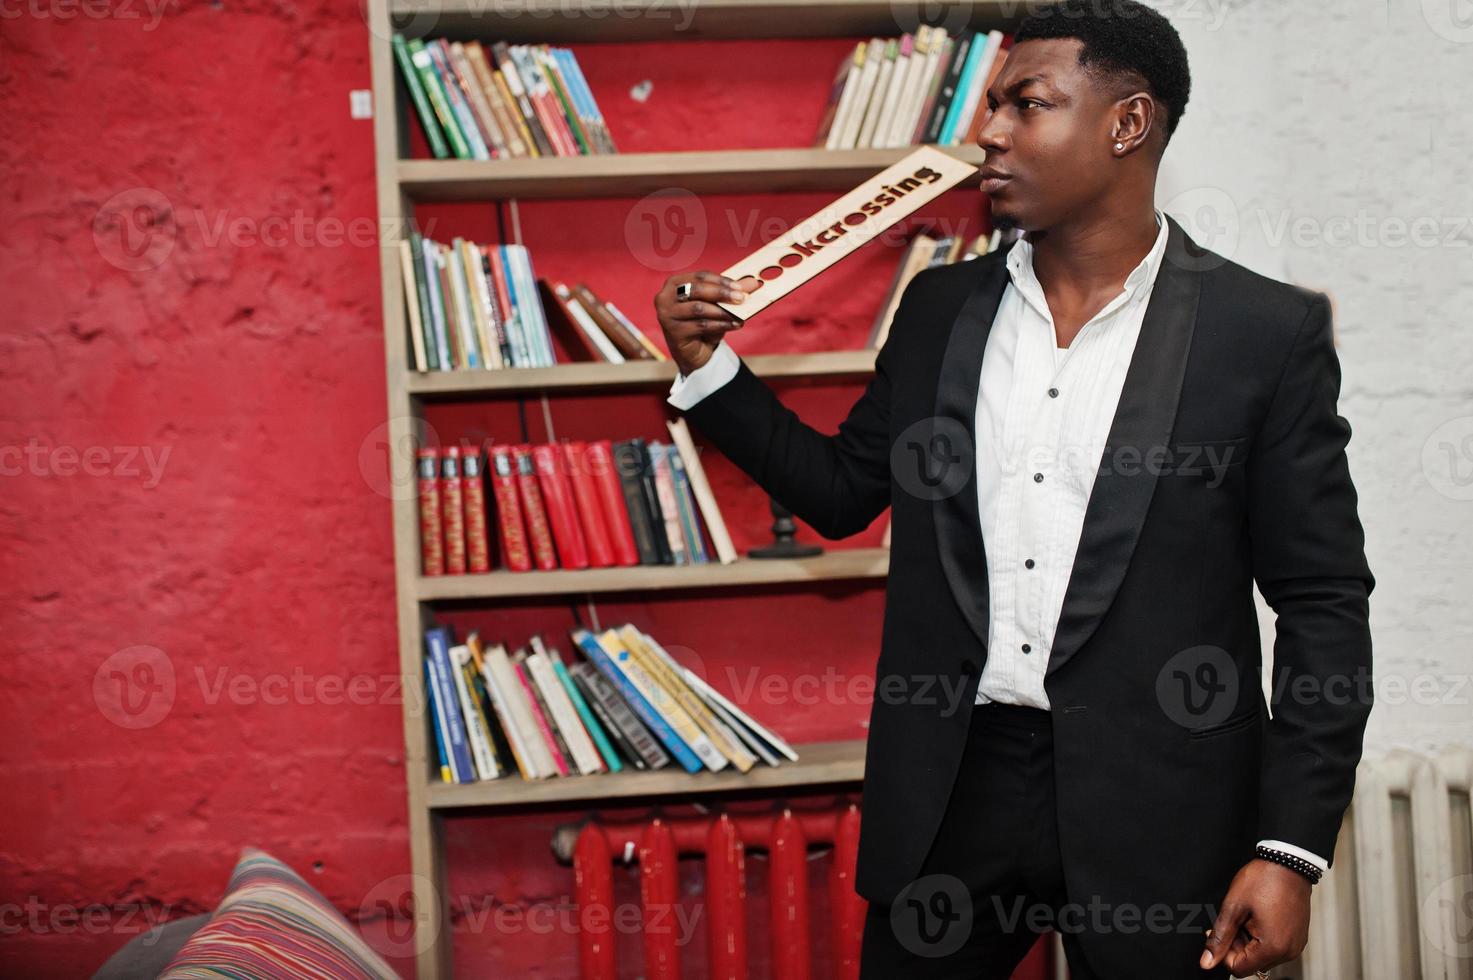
[1156,0,1473,751]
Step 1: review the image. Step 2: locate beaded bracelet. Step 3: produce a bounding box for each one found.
[1256,845,1323,885]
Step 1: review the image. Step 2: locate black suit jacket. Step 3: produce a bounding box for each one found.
[678,215,1374,976]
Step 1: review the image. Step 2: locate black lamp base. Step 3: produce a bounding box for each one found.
[747,497,823,559]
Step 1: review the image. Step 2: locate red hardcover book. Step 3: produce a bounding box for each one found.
[562,441,615,568]
[417,448,445,576]
[488,445,532,572]
[440,446,467,575]
[531,442,589,569]
[461,444,491,574]
[511,444,559,570]
[584,439,640,566]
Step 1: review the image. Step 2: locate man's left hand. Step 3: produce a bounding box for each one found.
[1199,858,1311,975]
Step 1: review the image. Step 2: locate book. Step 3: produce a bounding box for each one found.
[648,443,690,566]
[482,641,552,779]
[461,446,491,574]
[417,448,444,576]
[488,445,532,572]
[531,442,589,569]
[425,626,476,782]
[573,628,703,773]
[570,662,669,770]
[563,441,616,568]
[423,659,453,782]
[549,646,623,773]
[599,629,727,772]
[526,640,603,775]
[665,417,738,564]
[584,440,641,566]
[623,627,757,772]
[440,446,467,575]
[511,648,570,776]
[450,644,501,779]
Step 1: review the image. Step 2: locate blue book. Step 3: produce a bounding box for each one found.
[424,659,452,782]
[940,31,992,144]
[572,628,702,773]
[425,626,476,783]
[551,652,623,773]
[662,444,709,564]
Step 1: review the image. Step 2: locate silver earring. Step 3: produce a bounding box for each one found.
[1115,141,1125,151]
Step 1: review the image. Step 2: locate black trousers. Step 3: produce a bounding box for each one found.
[858,700,1104,979]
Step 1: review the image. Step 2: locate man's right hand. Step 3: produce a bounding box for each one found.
[654,271,758,376]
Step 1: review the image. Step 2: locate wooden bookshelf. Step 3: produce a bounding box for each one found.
[399,145,988,200]
[427,738,865,810]
[364,2,1008,974]
[417,547,890,600]
[407,348,878,397]
[390,0,1024,42]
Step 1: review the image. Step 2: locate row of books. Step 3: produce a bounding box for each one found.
[399,232,666,372]
[425,623,798,783]
[417,420,737,577]
[397,233,553,371]
[866,225,1015,349]
[393,34,615,161]
[816,28,1011,151]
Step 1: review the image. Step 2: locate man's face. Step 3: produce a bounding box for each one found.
[975,38,1120,233]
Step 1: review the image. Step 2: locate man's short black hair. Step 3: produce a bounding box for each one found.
[1013,0,1192,144]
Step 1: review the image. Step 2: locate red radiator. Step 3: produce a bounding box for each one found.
[562,805,1053,979]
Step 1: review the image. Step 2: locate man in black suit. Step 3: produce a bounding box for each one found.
[652,3,1374,977]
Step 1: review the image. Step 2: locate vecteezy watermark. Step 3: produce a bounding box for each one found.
[0,438,171,488]
[0,0,173,31]
[1421,0,1473,43]
[359,416,441,501]
[723,665,975,717]
[890,874,974,958]
[93,646,425,730]
[357,875,703,960]
[92,189,431,272]
[990,894,1220,936]
[1420,873,1473,959]
[892,417,975,502]
[1421,416,1473,501]
[1156,645,1240,730]
[94,645,176,730]
[1256,208,1473,250]
[625,189,708,274]
[0,897,180,939]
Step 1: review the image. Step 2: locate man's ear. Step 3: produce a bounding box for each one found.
[1111,92,1155,153]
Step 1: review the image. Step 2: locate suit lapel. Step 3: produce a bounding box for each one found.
[931,251,1012,658]
[1046,214,1203,676]
[929,215,1204,673]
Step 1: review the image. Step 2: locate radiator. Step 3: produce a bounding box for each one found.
[1298,748,1473,980]
[557,805,1052,980]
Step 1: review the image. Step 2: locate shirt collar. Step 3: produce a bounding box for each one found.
[1005,208,1170,308]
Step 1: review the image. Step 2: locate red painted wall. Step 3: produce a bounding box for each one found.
[0,7,990,977]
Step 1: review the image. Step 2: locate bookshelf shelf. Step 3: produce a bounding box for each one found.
[416,546,890,600]
[426,738,865,810]
[406,348,878,397]
[398,145,988,201]
[390,0,1022,42]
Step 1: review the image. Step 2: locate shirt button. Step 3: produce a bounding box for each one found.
[1024,558,1035,569]
[1033,472,1044,483]
[1048,387,1059,398]
[1021,643,1032,654]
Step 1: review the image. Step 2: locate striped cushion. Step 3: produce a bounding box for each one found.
[159,848,400,979]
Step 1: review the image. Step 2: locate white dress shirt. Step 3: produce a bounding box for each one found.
[665,210,1327,871]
